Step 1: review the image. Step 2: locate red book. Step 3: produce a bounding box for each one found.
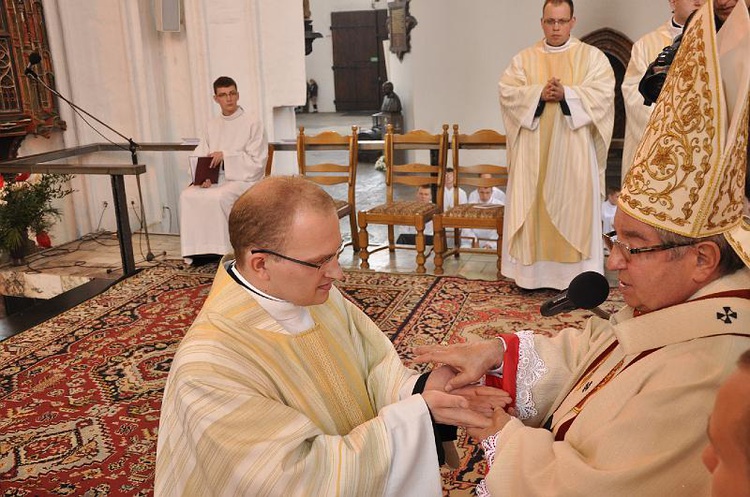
[192,156,220,185]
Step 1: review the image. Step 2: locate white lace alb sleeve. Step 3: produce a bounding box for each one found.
[514,330,548,420]
[475,433,499,497]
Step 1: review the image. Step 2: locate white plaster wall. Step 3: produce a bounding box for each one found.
[24,0,304,246]
[307,0,672,134]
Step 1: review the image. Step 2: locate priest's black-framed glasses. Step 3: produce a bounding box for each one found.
[250,241,346,270]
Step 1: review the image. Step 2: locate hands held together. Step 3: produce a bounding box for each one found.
[542,77,565,102]
[415,339,513,441]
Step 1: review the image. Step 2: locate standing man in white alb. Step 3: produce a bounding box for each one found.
[180,76,268,265]
[499,0,615,290]
[621,0,705,180]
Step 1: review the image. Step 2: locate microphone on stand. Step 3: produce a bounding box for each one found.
[540,271,610,318]
[23,50,156,265]
[25,52,42,78]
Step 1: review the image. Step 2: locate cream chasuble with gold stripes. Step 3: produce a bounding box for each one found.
[155,263,441,496]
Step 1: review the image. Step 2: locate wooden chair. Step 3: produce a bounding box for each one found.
[264,142,275,176]
[357,124,449,273]
[433,125,508,277]
[297,125,360,251]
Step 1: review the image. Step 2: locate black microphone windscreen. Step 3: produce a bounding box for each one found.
[567,271,610,309]
[28,52,42,65]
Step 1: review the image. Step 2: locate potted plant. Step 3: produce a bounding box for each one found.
[0,172,74,265]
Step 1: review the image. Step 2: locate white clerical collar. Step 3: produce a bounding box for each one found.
[543,37,572,53]
[227,260,315,335]
[669,18,683,40]
[222,106,245,121]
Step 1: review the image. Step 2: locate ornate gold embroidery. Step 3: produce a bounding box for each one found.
[622,18,717,233]
[707,98,749,231]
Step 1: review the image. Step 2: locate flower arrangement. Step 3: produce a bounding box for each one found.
[0,172,74,260]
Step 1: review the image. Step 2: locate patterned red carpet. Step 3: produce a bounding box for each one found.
[0,264,622,496]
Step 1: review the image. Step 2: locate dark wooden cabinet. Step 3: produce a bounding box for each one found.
[0,0,64,160]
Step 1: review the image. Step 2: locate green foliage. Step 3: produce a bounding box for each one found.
[0,173,74,252]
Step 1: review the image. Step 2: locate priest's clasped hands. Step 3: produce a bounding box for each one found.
[416,339,513,441]
[542,77,565,102]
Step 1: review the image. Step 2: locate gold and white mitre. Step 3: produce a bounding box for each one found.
[618,1,750,265]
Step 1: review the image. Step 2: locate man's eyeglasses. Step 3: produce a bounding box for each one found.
[602,230,695,262]
[215,91,238,99]
[251,241,345,270]
[542,18,571,26]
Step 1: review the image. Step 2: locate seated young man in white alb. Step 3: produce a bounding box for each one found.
[179,75,267,265]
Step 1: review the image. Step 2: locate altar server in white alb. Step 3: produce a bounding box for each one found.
[157,176,509,496]
[499,0,614,290]
[462,185,504,249]
[416,3,750,495]
[179,76,267,265]
[621,0,705,180]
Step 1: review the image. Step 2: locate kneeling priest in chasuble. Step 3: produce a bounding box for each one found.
[415,3,750,496]
[156,176,508,496]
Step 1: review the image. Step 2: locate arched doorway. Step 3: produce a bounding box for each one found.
[582,28,633,188]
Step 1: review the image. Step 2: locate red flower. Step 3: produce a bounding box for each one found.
[36,231,52,248]
[14,172,30,182]
[0,175,4,189]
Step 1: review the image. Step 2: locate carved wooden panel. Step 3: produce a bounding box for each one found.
[387,0,417,61]
[0,0,64,155]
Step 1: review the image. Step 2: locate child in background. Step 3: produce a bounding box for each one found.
[463,186,503,249]
[443,168,467,209]
[468,173,505,205]
[602,186,619,235]
[397,184,434,245]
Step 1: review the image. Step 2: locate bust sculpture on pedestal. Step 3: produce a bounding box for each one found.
[358,81,406,162]
[373,81,403,135]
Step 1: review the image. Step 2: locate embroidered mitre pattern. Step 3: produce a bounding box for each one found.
[707,96,748,232]
[620,4,727,237]
[621,1,750,266]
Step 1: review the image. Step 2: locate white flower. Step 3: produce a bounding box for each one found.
[26,174,42,185]
[374,155,386,172]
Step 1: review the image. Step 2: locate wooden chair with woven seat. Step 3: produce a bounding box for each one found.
[357,123,449,273]
[433,125,508,277]
[296,125,360,251]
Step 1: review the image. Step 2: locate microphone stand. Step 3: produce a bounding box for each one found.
[25,66,156,262]
[590,306,611,320]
